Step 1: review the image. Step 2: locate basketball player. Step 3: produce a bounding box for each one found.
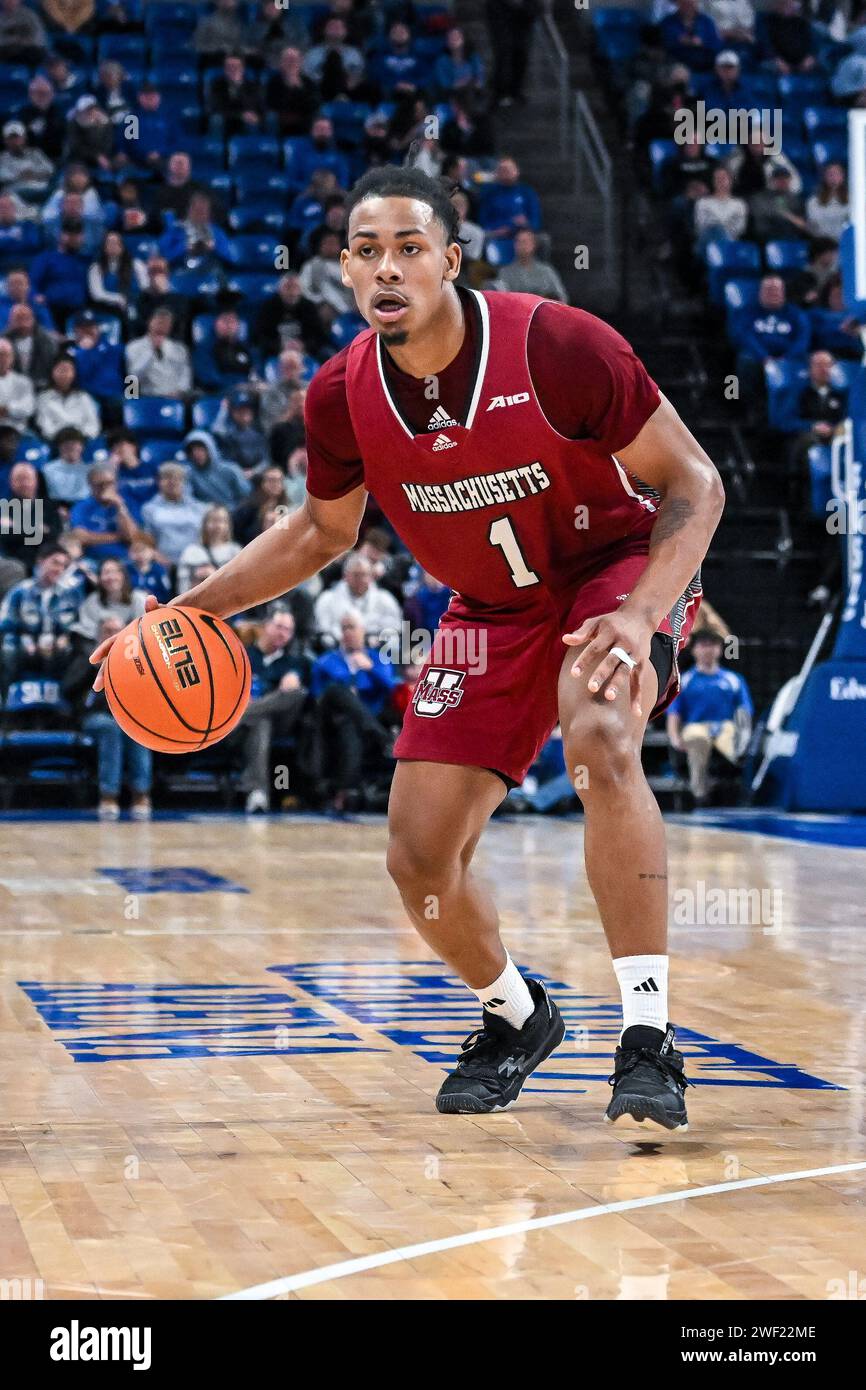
[92,167,724,1130]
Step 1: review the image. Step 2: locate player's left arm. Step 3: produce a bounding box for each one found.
[563,392,725,713]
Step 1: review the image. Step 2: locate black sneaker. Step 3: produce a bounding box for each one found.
[605,1023,689,1132]
[436,977,565,1114]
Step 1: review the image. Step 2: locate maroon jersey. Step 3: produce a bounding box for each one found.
[305,289,661,614]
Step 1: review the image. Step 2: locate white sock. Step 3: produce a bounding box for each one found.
[613,955,669,1038]
[474,954,534,1030]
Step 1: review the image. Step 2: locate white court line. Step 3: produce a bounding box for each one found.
[220,1159,866,1300]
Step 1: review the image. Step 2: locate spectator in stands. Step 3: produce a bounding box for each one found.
[237,607,312,814]
[42,163,105,246]
[43,426,89,503]
[660,0,722,73]
[255,272,324,359]
[29,220,90,328]
[0,0,47,65]
[308,608,396,812]
[69,311,124,426]
[634,63,695,150]
[486,0,538,106]
[113,176,151,233]
[71,555,147,643]
[288,167,343,246]
[208,54,264,137]
[788,348,847,514]
[231,464,291,546]
[93,60,135,122]
[439,92,496,159]
[194,0,246,58]
[42,0,95,33]
[387,95,437,167]
[126,307,192,397]
[294,115,349,189]
[0,120,54,195]
[667,629,753,807]
[137,256,189,338]
[43,54,79,97]
[82,615,153,820]
[159,190,233,269]
[36,355,100,441]
[155,152,215,227]
[299,227,355,318]
[494,228,568,301]
[0,460,61,584]
[194,308,254,393]
[788,236,839,307]
[734,274,810,391]
[87,230,147,317]
[0,267,53,332]
[434,25,485,99]
[748,163,808,243]
[314,551,402,645]
[125,532,172,605]
[694,164,748,250]
[260,348,303,437]
[806,163,850,241]
[19,76,65,161]
[269,385,307,468]
[181,430,251,508]
[302,16,366,100]
[451,188,485,276]
[213,386,269,473]
[140,462,207,565]
[479,157,542,239]
[761,0,816,73]
[282,446,308,508]
[177,502,243,594]
[0,543,79,685]
[69,462,142,561]
[42,190,104,257]
[248,0,310,66]
[121,84,177,172]
[265,44,320,137]
[703,0,756,46]
[5,302,56,388]
[728,138,802,197]
[372,21,423,97]
[404,569,451,636]
[0,335,34,432]
[66,96,114,171]
[0,196,42,265]
[702,49,752,111]
[108,430,159,511]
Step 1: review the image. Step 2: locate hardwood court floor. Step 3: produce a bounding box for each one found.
[1,810,865,1301]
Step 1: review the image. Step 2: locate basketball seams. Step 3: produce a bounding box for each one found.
[104,657,206,750]
[177,609,217,748]
[177,608,252,739]
[129,612,213,736]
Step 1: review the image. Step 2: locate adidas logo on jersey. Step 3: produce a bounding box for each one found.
[432,432,457,451]
[487,392,530,411]
[427,405,459,430]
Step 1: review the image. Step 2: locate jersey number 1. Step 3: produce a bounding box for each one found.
[488,517,540,589]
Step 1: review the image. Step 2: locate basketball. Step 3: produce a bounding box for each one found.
[104,605,252,754]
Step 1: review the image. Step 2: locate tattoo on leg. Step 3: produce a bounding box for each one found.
[637,872,668,880]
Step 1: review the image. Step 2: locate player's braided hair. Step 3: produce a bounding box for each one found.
[345,165,463,246]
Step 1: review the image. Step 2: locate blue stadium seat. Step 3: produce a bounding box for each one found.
[233,172,293,203]
[320,100,372,149]
[228,205,285,234]
[765,240,810,274]
[227,135,281,170]
[802,105,847,136]
[812,137,847,169]
[704,240,761,304]
[144,2,198,36]
[65,312,123,345]
[147,65,198,91]
[229,234,278,271]
[591,6,644,31]
[170,268,222,298]
[0,681,93,807]
[192,314,249,346]
[191,396,223,430]
[123,398,186,436]
[16,439,50,467]
[139,440,182,467]
[97,35,149,63]
[648,139,677,193]
[484,237,515,269]
[778,73,830,103]
[224,273,280,303]
[724,276,762,313]
[810,308,862,357]
[764,358,810,431]
[330,311,366,350]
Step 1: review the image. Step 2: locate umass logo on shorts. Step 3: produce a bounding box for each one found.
[412,668,466,718]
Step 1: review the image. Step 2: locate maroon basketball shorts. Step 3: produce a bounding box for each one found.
[395,544,702,787]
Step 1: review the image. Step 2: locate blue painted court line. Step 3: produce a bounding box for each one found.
[670,810,866,849]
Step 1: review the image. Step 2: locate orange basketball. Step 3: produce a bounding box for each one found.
[104,605,252,754]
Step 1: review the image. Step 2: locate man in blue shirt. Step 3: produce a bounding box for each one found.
[667,629,754,805]
[237,607,313,813]
[0,543,81,685]
[661,0,722,73]
[734,275,810,402]
[478,157,541,238]
[69,313,124,423]
[28,220,89,329]
[308,608,397,813]
[69,463,142,562]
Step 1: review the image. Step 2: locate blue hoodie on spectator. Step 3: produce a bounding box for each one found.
[125,555,173,603]
[478,181,541,233]
[70,337,125,401]
[310,647,396,717]
[181,429,252,507]
[734,304,811,361]
[29,244,89,314]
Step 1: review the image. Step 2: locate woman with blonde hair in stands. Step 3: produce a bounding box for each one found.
[176,504,242,593]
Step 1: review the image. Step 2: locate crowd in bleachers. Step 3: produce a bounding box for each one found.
[0,0,565,815]
[593,0,863,519]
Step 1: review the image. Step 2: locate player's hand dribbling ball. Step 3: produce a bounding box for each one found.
[103,605,251,753]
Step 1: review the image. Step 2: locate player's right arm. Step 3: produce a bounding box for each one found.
[88,485,367,688]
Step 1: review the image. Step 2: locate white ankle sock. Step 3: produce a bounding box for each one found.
[613,955,669,1037]
[474,954,534,1030]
